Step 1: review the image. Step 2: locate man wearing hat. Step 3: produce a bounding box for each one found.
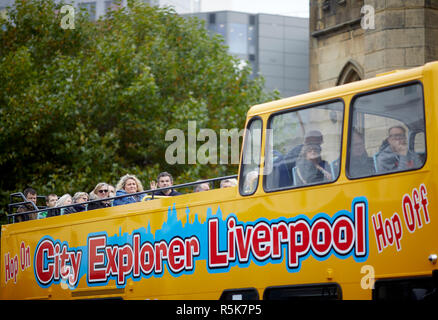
[283,130,324,174]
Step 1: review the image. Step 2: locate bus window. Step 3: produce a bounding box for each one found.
[348,83,426,178]
[264,100,344,191]
[263,283,342,300]
[373,275,438,301]
[239,118,262,196]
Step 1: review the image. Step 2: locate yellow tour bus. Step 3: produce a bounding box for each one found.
[1,61,438,301]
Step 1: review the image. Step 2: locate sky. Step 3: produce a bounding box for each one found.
[199,0,310,18]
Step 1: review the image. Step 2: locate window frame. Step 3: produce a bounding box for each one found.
[346,80,427,181]
[239,116,263,197]
[262,98,345,193]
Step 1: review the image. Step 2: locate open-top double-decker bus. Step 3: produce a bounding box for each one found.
[1,61,438,300]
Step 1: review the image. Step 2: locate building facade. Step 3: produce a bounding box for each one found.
[310,0,438,91]
[187,11,309,98]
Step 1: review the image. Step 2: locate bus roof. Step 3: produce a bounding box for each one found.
[247,61,438,117]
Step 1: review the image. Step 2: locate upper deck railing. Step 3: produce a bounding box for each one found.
[5,175,238,224]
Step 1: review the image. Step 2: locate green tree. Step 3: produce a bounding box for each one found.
[0,0,278,224]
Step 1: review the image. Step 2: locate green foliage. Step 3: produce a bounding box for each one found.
[0,0,278,224]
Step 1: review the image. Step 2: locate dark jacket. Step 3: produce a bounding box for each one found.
[153,189,182,197]
[295,158,330,186]
[349,154,375,177]
[376,145,422,173]
[88,200,111,211]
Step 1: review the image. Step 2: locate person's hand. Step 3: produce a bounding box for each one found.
[394,140,408,156]
[150,180,157,190]
[316,165,332,180]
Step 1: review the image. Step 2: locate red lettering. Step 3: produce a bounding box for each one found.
[372,212,386,252]
[384,219,394,245]
[117,245,133,285]
[133,234,140,277]
[88,236,107,283]
[68,251,82,286]
[311,219,332,256]
[235,225,253,262]
[402,194,416,233]
[272,222,288,258]
[288,220,310,268]
[105,246,118,276]
[139,242,154,274]
[252,223,271,260]
[227,218,236,261]
[332,217,354,254]
[412,189,422,228]
[154,241,168,274]
[391,213,403,251]
[168,238,185,273]
[420,184,430,224]
[59,245,70,278]
[354,202,367,256]
[184,237,200,270]
[208,218,228,268]
[35,240,54,285]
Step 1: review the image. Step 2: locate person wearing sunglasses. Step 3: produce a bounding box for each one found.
[88,182,112,211]
[295,141,332,186]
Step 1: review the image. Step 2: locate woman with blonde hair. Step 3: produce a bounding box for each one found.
[113,174,145,206]
[88,182,112,211]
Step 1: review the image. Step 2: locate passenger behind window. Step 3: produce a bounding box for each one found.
[113,174,145,206]
[243,170,259,194]
[376,126,422,173]
[348,130,375,177]
[88,183,112,210]
[284,130,324,174]
[295,143,332,186]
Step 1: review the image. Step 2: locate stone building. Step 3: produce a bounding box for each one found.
[309,0,438,91]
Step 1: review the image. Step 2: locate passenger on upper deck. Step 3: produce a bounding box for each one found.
[16,187,38,222]
[113,174,145,206]
[37,194,58,219]
[108,184,116,198]
[72,192,89,212]
[88,182,112,210]
[220,178,237,188]
[376,126,422,173]
[295,143,332,186]
[150,172,182,196]
[53,193,76,215]
[194,181,210,192]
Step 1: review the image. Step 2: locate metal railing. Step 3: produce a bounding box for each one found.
[5,174,238,224]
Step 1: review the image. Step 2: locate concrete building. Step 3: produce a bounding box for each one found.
[309,0,438,91]
[186,11,309,98]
